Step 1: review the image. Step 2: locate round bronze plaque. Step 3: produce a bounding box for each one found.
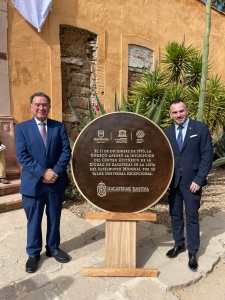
[72,112,174,213]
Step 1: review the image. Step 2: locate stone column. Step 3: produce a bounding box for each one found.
[0,0,14,167]
[0,0,10,115]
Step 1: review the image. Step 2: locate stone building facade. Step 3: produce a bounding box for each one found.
[4,0,225,146]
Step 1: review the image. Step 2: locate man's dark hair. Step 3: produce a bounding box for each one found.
[30,92,51,104]
[170,99,186,106]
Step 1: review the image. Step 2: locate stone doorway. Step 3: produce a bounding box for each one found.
[60,25,97,140]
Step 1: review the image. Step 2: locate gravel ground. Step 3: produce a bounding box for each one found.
[172,259,225,300]
[63,167,225,232]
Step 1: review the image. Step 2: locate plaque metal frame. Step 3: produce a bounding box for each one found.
[72,112,174,277]
[72,112,174,213]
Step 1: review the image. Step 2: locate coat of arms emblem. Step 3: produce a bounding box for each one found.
[98,130,104,138]
[97,182,106,197]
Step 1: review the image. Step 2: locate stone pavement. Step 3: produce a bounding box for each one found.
[0,208,225,300]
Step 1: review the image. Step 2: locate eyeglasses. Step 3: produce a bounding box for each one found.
[32,103,50,108]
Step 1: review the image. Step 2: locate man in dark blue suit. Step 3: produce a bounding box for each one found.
[164,99,213,271]
[15,92,71,273]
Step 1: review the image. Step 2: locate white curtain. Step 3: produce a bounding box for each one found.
[11,0,53,32]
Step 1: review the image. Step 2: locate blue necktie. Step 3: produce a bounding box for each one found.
[177,126,183,151]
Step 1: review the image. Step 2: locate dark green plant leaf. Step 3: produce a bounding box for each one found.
[96,95,106,114]
[212,157,225,168]
[68,100,87,128]
[88,99,96,120]
[122,91,128,111]
[114,92,120,111]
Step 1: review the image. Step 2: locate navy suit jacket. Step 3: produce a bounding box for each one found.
[15,118,71,196]
[164,119,213,189]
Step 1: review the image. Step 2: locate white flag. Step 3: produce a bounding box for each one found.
[11,0,53,32]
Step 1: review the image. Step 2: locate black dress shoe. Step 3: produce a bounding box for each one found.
[166,244,186,258]
[188,252,198,271]
[46,248,69,263]
[26,255,40,273]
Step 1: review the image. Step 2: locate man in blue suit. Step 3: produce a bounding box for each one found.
[15,92,71,273]
[164,99,213,271]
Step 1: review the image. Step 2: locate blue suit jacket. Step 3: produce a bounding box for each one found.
[15,118,71,196]
[164,119,213,189]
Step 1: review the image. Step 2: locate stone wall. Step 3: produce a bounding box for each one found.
[8,0,225,123]
[60,25,97,139]
[61,35,154,137]
[128,44,153,93]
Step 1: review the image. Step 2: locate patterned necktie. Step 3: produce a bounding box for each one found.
[177,126,183,151]
[40,122,47,148]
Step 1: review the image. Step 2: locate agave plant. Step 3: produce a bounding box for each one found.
[68,91,166,134]
[212,131,225,168]
[128,40,225,168]
[128,67,166,102]
[184,53,203,88]
[185,75,225,134]
[161,41,201,85]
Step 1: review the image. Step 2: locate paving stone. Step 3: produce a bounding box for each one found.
[136,224,151,241]
[0,208,225,299]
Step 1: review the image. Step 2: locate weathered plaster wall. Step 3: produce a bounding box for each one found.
[7,0,225,123]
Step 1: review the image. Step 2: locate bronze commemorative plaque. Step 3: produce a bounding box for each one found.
[72,112,174,213]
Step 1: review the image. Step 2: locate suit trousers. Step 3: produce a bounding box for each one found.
[168,183,201,254]
[22,188,64,256]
